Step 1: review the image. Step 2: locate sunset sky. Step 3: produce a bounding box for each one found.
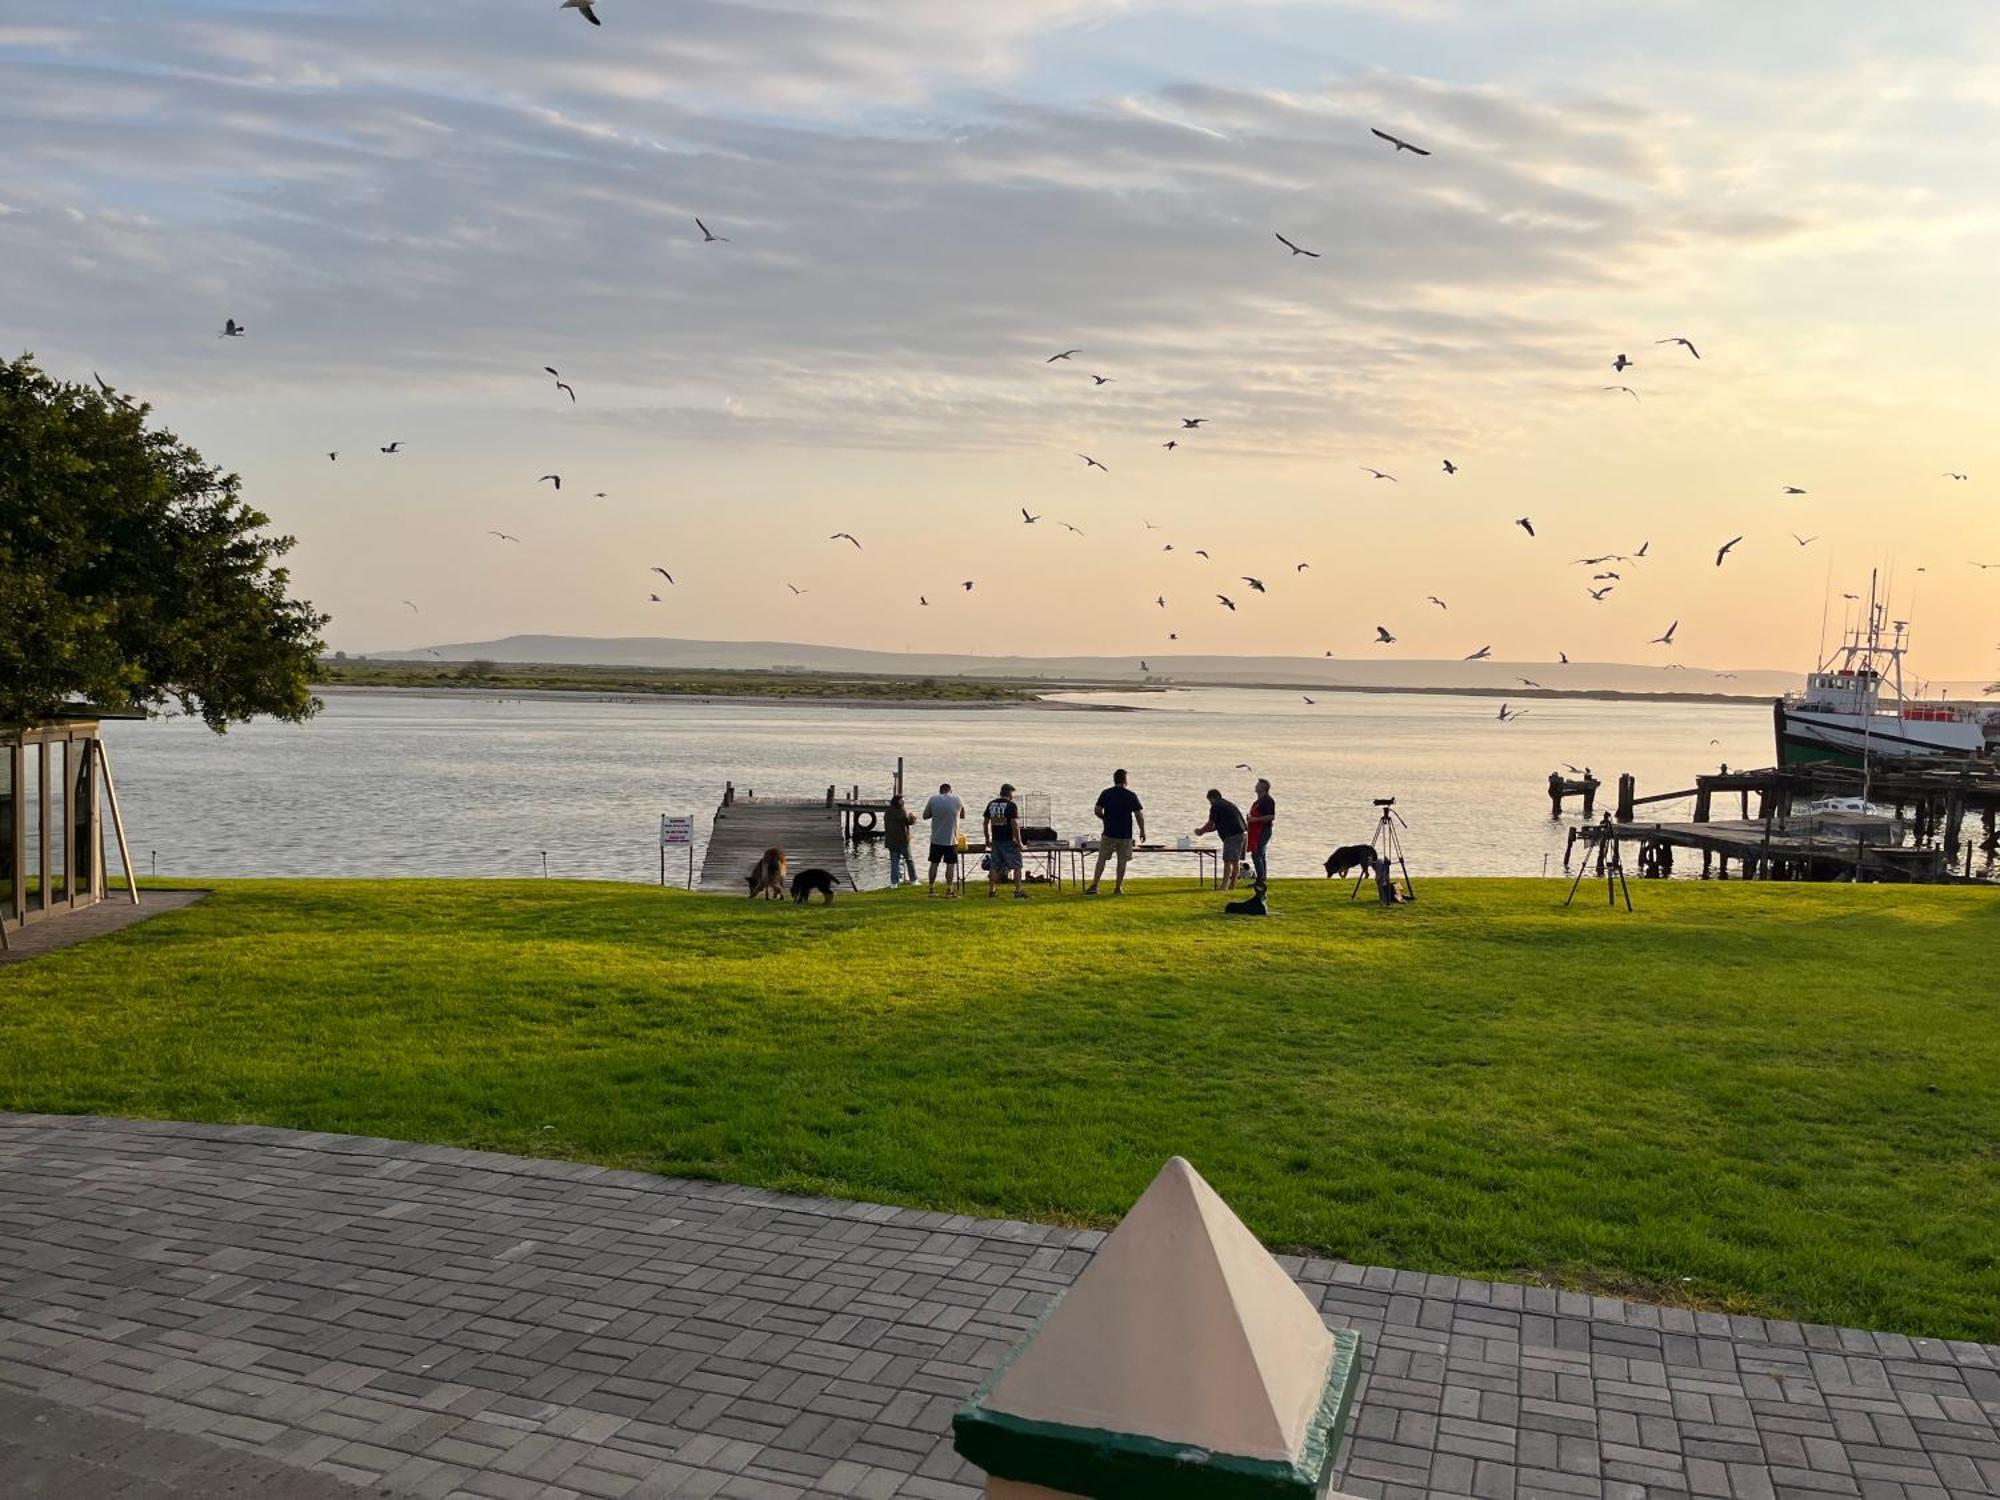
[6,1,1998,681]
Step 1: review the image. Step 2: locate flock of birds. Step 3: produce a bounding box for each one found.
[165,2,1993,710]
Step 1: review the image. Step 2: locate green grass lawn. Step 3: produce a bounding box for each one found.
[4,878,1996,1339]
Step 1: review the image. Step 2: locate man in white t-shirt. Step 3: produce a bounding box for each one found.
[923,782,966,897]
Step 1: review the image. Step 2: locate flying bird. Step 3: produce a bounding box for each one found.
[1375,626,1397,645]
[1464,646,1492,661]
[488,530,521,543]
[1782,485,1807,494]
[544,366,559,377]
[1194,549,1210,559]
[1047,349,1081,363]
[1058,521,1084,534]
[555,381,576,403]
[1303,696,1316,705]
[1077,453,1108,471]
[1361,467,1397,481]
[1559,652,1570,664]
[1156,596,1166,607]
[1427,596,1447,610]
[648,594,662,603]
[962,581,974,591]
[561,0,601,23]
[327,452,337,462]
[1241,577,1267,592]
[1612,354,1632,372]
[1143,519,1161,529]
[786,584,807,595]
[1515,517,1535,537]
[1235,764,1254,771]
[539,474,561,490]
[919,596,928,607]
[1275,233,1320,258]
[1216,595,1237,611]
[1497,703,1527,722]
[1518,677,1543,688]
[1295,563,1310,573]
[1588,587,1614,601]
[1370,127,1431,155]
[380,442,403,453]
[1715,536,1744,567]
[695,217,728,243]
[1141,661,1151,672]
[1441,459,1457,475]
[1021,508,1040,524]
[1656,337,1701,359]
[1603,385,1640,400]
[831,532,862,549]
[1652,620,1679,646]
[1162,440,1179,452]
[1792,533,1818,547]
[1181,418,1205,429]
[1090,374,1114,385]
[1593,571,1621,581]
[1635,541,1650,558]
[650,567,674,584]
[91,372,134,409]
[220,318,245,338]
[401,600,419,612]
[1944,472,1968,481]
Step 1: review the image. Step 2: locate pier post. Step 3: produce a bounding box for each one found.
[724,781,735,808]
[1548,771,1565,819]
[1693,783,1713,823]
[1616,774,1635,823]
[1582,778,1598,818]
[826,784,835,807]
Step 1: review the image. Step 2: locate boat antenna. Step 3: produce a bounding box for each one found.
[1816,553,1833,668]
[1860,568,1878,808]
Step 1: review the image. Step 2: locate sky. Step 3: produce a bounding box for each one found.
[6,0,1999,683]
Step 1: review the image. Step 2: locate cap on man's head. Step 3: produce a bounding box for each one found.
[1000,783,1015,795]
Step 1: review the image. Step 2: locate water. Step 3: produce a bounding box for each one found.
[101,688,1775,885]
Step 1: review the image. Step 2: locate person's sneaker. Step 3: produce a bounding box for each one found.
[1083,885,1098,896]
[1014,891,1031,900]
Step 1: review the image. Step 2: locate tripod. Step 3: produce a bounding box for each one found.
[1565,815,1633,911]
[1350,804,1415,904]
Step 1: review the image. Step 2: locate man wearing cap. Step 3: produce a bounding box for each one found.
[983,782,1028,899]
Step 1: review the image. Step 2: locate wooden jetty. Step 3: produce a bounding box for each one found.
[697,761,908,893]
[1558,757,2000,883]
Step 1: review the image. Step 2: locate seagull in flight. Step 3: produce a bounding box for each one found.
[919,596,928,607]
[1370,127,1431,155]
[561,0,601,23]
[544,366,560,377]
[1635,541,1650,558]
[1943,472,1968,481]
[1375,626,1397,645]
[648,593,663,603]
[1518,677,1543,688]
[1275,233,1320,257]
[1427,596,1447,610]
[380,442,403,454]
[1612,354,1633,372]
[1464,645,1492,661]
[1216,595,1237,611]
[1077,453,1108,471]
[650,566,675,584]
[1180,418,1205,430]
[1715,536,1744,567]
[401,600,419,612]
[831,532,862,549]
[1156,596,1166,607]
[1303,696,1316,705]
[1559,652,1570,664]
[786,583,807,595]
[1047,349,1081,363]
[1442,459,1457,475]
[1515,517,1536,537]
[1792,533,1818,547]
[1971,561,2000,570]
[1241,576,1266,593]
[327,452,337,462]
[488,530,521,543]
[962,581,974,591]
[1143,519,1161,529]
[1603,385,1640,400]
[1782,485,1807,495]
[695,217,728,243]
[1588,587,1614,601]
[1058,521,1085,535]
[538,474,561,490]
[1194,549,1210,559]
[1090,374,1114,385]
[554,380,576,403]
[1295,562,1310,573]
[1655,337,1701,359]
[1021,508,1040,524]
[1162,440,1179,452]
[220,318,246,338]
[1497,703,1527,722]
[1361,467,1397,481]
[1652,620,1679,646]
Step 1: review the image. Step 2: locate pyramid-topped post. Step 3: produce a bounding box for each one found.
[953,1157,1363,1499]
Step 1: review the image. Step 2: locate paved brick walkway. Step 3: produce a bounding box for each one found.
[2,1117,1996,1500]
[0,891,206,967]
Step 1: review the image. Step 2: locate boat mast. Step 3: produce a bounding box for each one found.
[1860,569,1877,805]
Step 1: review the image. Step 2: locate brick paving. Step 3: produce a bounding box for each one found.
[0,891,206,967]
[1,1116,1996,1500]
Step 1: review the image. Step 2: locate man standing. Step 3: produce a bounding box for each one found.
[1194,788,1247,890]
[1246,777,1276,890]
[1086,769,1146,895]
[923,782,965,897]
[983,782,1027,899]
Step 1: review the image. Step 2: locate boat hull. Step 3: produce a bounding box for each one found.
[1774,701,1986,768]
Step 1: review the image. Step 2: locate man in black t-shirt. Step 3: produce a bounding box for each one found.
[983,782,1028,899]
[1086,768,1147,895]
[1195,788,1247,889]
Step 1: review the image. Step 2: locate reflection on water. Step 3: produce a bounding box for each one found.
[104,687,1775,885]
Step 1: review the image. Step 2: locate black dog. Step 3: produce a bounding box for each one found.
[1324,844,1380,879]
[790,868,853,905]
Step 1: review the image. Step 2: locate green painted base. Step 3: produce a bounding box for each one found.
[953,1328,1364,1500]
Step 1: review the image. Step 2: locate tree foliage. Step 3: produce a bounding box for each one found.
[0,353,328,731]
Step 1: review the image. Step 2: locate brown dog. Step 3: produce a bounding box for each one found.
[745,847,787,899]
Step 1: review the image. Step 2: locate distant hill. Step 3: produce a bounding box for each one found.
[360,634,1808,698]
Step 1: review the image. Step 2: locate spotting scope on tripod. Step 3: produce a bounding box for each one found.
[1350,798,1415,904]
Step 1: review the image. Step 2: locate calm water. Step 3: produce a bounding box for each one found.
[101,688,1774,885]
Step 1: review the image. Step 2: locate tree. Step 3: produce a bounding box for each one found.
[0,354,328,731]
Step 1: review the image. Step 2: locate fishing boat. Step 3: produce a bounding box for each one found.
[1774,575,1988,768]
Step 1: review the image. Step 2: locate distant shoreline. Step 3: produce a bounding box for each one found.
[311,683,1142,712]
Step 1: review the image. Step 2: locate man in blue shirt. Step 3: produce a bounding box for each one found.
[1086,769,1146,895]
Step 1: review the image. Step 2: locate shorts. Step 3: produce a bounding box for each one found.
[929,844,958,865]
[989,843,1023,872]
[1221,834,1246,862]
[1098,837,1134,861]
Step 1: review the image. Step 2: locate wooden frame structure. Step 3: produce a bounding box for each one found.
[1,716,139,950]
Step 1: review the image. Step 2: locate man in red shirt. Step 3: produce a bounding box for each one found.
[1246,778,1275,889]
